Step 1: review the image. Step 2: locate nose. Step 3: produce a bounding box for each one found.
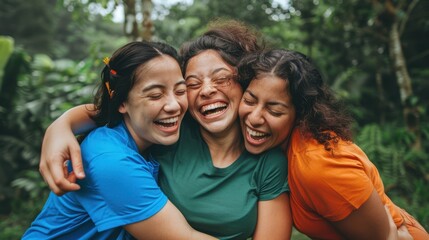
[163,94,181,113]
[247,106,265,127]
[199,80,217,97]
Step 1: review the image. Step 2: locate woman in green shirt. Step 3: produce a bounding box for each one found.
[38,20,291,240]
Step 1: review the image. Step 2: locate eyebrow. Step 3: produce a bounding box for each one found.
[142,79,186,92]
[185,67,232,81]
[245,90,290,108]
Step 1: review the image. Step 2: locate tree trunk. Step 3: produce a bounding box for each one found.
[123,0,139,40]
[388,21,421,149]
[141,0,153,41]
[375,70,385,125]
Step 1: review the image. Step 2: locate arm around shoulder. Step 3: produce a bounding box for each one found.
[39,104,97,195]
[125,201,217,240]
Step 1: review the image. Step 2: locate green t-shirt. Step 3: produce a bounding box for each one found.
[151,115,289,240]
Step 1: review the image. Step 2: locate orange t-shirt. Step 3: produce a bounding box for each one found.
[287,129,404,239]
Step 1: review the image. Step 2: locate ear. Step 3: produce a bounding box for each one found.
[118,102,127,114]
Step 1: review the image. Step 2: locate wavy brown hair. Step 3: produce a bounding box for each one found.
[180,19,263,74]
[238,49,354,151]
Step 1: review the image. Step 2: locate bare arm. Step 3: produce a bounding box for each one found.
[39,104,96,195]
[253,193,292,240]
[125,201,217,240]
[331,189,410,240]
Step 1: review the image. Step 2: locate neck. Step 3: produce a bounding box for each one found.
[200,121,244,168]
[123,117,151,154]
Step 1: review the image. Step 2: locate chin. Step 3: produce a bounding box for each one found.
[158,135,180,146]
[245,143,266,155]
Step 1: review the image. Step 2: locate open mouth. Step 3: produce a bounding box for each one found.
[246,127,270,141]
[200,102,227,116]
[154,117,179,128]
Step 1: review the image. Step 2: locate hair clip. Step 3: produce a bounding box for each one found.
[103,57,117,76]
[103,57,110,65]
[104,81,114,99]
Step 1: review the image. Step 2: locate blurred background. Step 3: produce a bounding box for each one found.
[0,0,428,239]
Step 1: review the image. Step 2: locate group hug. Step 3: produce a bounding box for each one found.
[22,19,428,239]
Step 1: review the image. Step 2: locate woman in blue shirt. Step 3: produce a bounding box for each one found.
[23,41,215,240]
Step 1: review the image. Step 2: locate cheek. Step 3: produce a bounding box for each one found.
[232,88,244,101]
[238,102,249,120]
[226,84,243,99]
[186,90,197,105]
[274,117,294,141]
[179,96,189,110]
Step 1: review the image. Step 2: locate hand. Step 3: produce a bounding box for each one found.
[397,224,413,240]
[39,121,85,195]
[385,205,413,240]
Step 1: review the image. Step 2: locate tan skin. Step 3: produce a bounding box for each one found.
[39,50,292,239]
[238,73,412,240]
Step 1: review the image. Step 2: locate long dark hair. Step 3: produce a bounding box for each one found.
[93,41,180,127]
[238,49,354,151]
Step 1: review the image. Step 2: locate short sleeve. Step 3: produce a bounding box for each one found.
[256,147,289,201]
[76,151,168,231]
[302,143,374,221]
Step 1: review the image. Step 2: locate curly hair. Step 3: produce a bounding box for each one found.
[238,49,354,151]
[180,19,263,73]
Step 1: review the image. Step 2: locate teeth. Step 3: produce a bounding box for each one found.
[201,102,227,113]
[247,127,267,137]
[156,117,178,124]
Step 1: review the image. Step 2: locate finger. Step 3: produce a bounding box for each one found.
[39,163,66,196]
[69,145,85,179]
[397,224,413,240]
[384,205,399,240]
[67,171,77,183]
[63,160,70,178]
[50,158,81,192]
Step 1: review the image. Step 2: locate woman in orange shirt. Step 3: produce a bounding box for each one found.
[237,49,428,239]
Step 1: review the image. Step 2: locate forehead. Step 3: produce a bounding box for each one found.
[136,55,180,76]
[247,74,290,98]
[137,55,179,73]
[185,49,234,76]
[133,55,183,86]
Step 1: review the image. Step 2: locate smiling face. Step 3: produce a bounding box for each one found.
[185,50,243,135]
[119,55,188,151]
[238,74,296,154]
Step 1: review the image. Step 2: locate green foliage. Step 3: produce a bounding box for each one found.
[0,0,125,60]
[0,39,107,238]
[1,0,428,238]
[0,36,14,81]
[356,123,429,229]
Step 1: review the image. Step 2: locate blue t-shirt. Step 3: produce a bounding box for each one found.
[23,121,167,240]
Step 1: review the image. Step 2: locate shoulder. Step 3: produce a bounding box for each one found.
[257,147,287,166]
[82,123,136,158]
[251,147,289,199]
[290,133,374,200]
[251,147,288,179]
